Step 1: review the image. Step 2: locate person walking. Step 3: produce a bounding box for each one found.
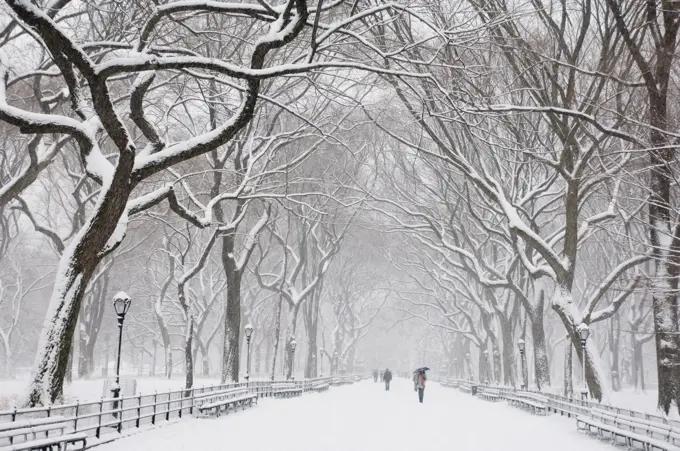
[373,369,378,382]
[384,368,392,391]
[413,369,426,403]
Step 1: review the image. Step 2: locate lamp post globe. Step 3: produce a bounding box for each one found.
[244,324,254,381]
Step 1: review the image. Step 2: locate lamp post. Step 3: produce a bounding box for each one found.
[112,292,131,419]
[577,323,590,400]
[517,339,527,390]
[465,353,472,381]
[290,339,297,380]
[244,324,254,382]
[320,348,325,377]
[483,350,490,384]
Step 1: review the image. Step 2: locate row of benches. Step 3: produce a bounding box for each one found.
[577,408,680,451]
[0,380,333,450]
[472,386,680,451]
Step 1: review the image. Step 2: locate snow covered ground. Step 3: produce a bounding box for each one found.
[92,379,607,451]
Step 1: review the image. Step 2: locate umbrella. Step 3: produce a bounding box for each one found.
[414,367,430,373]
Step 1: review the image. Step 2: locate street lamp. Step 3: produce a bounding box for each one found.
[483,350,490,384]
[244,324,254,382]
[577,323,590,399]
[333,349,339,375]
[112,292,131,419]
[290,339,297,380]
[517,339,527,390]
[320,348,325,377]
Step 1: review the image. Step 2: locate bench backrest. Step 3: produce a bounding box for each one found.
[198,388,249,405]
[0,421,70,446]
[195,387,245,400]
[0,416,67,433]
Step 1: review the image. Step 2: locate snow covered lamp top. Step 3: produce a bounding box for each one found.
[291,339,297,351]
[113,291,131,318]
[483,350,489,357]
[244,323,254,339]
[517,338,525,353]
[465,353,470,360]
[320,348,325,354]
[577,323,590,342]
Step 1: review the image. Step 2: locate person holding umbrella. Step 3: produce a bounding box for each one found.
[413,367,428,403]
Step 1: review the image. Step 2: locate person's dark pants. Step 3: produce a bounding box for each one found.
[385,381,390,391]
[374,375,377,382]
[418,388,424,403]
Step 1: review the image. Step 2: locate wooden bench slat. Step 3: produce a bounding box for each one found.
[0,431,87,451]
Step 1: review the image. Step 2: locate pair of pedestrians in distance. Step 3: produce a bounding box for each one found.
[373,368,392,390]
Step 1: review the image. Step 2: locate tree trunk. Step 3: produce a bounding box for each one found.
[552,285,610,401]
[647,84,680,413]
[283,303,301,379]
[303,295,319,378]
[497,315,516,386]
[165,346,173,380]
[150,339,157,377]
[78,331,95,379]
[220,235,242,384]
[200,341,210,377]
[184,317,194,389]
[633,339,645,391]
[564,342,573,398]
[102,334,110,377]
[270,295,283,380]
[609,317,621,391]
[492,348,501,384]
[530,289,551,389]
[138,345,144,377]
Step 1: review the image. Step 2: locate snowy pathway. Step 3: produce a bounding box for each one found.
[97,379,608,451]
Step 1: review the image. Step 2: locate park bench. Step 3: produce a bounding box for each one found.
[195,388,258,417]
[577,408,680,451]
[0,415,88,451]
[271,383,302,399]
[458,383,472,394]
[478,389,502,402]
[311,383,329,393]
[547,397,578,417]
[505,392,548,415]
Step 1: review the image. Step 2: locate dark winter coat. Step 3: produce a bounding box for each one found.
[383,370,392,382]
